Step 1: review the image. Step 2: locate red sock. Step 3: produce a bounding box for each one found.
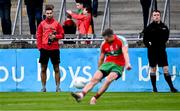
[82,91,87,97]
[94,93,101,99]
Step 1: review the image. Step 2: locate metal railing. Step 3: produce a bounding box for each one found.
[58,0,66,23]
[0,34,180,43]
[101,0,111,33]
[10,0,114,38]
[147,0,170,28]
[11,0,67,35]
[12,0,23,35]
[162,0,170,28]
[11,0,171,36]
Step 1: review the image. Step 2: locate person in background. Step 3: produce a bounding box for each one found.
[75,0,92,12]
[63,14,76,34]
[36,4,64,92]
[25,0,43,35]
[75,0,94,34]
[140,0,157,30]
[63,14,76,44]
[0,0,12,34]
[93,0,98,17]
[143,10,178,93]
[75,0,84,14]
[82,0,95,34]
[67,6,91,35]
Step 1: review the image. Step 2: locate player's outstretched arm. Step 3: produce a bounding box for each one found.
[98,52,105,68]
[122,46,131,70]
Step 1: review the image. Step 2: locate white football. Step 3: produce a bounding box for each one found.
[73,77,88,89]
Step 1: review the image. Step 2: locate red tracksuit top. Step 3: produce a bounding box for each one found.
[70,13,91,34]
[36,18,64,50]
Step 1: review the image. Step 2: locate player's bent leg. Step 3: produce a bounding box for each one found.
[53,64,61,92]
[82,70,103,95]
[163,66,178,92]
[41,64,48,92]
[71,70,103,102]
[150,67,158,92]
[90,72,119,105]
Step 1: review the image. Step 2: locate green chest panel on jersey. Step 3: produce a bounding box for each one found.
[105,49,122,57]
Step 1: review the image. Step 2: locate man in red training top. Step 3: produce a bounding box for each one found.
[36,4,64,92]
[71,28,131,104]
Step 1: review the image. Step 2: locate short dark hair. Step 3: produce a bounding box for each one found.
[84,5,91,14]
[76,1,84,5]
[102,28,114,37]
[152,10,161,14]
[45,4,54,11]
[67,14,72,19]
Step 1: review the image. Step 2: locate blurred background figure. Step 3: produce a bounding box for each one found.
[63,14,76,44]
[140,0,157,30]
[0,0,12,34]
[75,0,92,12]
[25,0,43,35]
[75,0,94,34]
[75,0,84,14]
[93,0,98,17]
[63,14,76,34]
[67,6,92,35]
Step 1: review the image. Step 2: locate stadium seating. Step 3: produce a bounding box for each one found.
[0,0,179,36]
[5,0,179,34]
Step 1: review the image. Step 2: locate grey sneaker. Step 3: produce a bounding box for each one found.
[41,88,46,92]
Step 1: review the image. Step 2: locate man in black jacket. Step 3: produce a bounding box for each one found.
[143,10,178,92]
[25,0,43,35]
[0,0,12,34]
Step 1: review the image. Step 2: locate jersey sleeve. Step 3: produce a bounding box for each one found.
[100,41,105,53]
[36,22,43,50]
[117,35,128,47]
[56,22,64,39]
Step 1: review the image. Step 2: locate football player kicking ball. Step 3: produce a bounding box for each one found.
[71,28,132,104]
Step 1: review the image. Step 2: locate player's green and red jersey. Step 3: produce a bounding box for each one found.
[101,34,128,66]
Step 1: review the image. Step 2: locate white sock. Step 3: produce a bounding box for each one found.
[56,83,60,89]
[79,93,84,98]
[42,85,46,89]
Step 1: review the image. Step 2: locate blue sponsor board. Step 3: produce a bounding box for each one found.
[0,48,180,92]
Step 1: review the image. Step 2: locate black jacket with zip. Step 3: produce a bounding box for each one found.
[24,0,43,6]
[143,21,169,49]
[0,0,11,4]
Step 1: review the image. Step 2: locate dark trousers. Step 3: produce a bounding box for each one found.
[26,4,43,34]
[140,0,157,29]
[0,3,12,34]
[93,0,98,15]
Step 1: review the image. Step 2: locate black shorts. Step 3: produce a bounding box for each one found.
[39,49,60,65]
[100,70,121,80]
[148,48,168,67]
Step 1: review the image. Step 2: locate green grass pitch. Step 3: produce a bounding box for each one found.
[0,92,180,111]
